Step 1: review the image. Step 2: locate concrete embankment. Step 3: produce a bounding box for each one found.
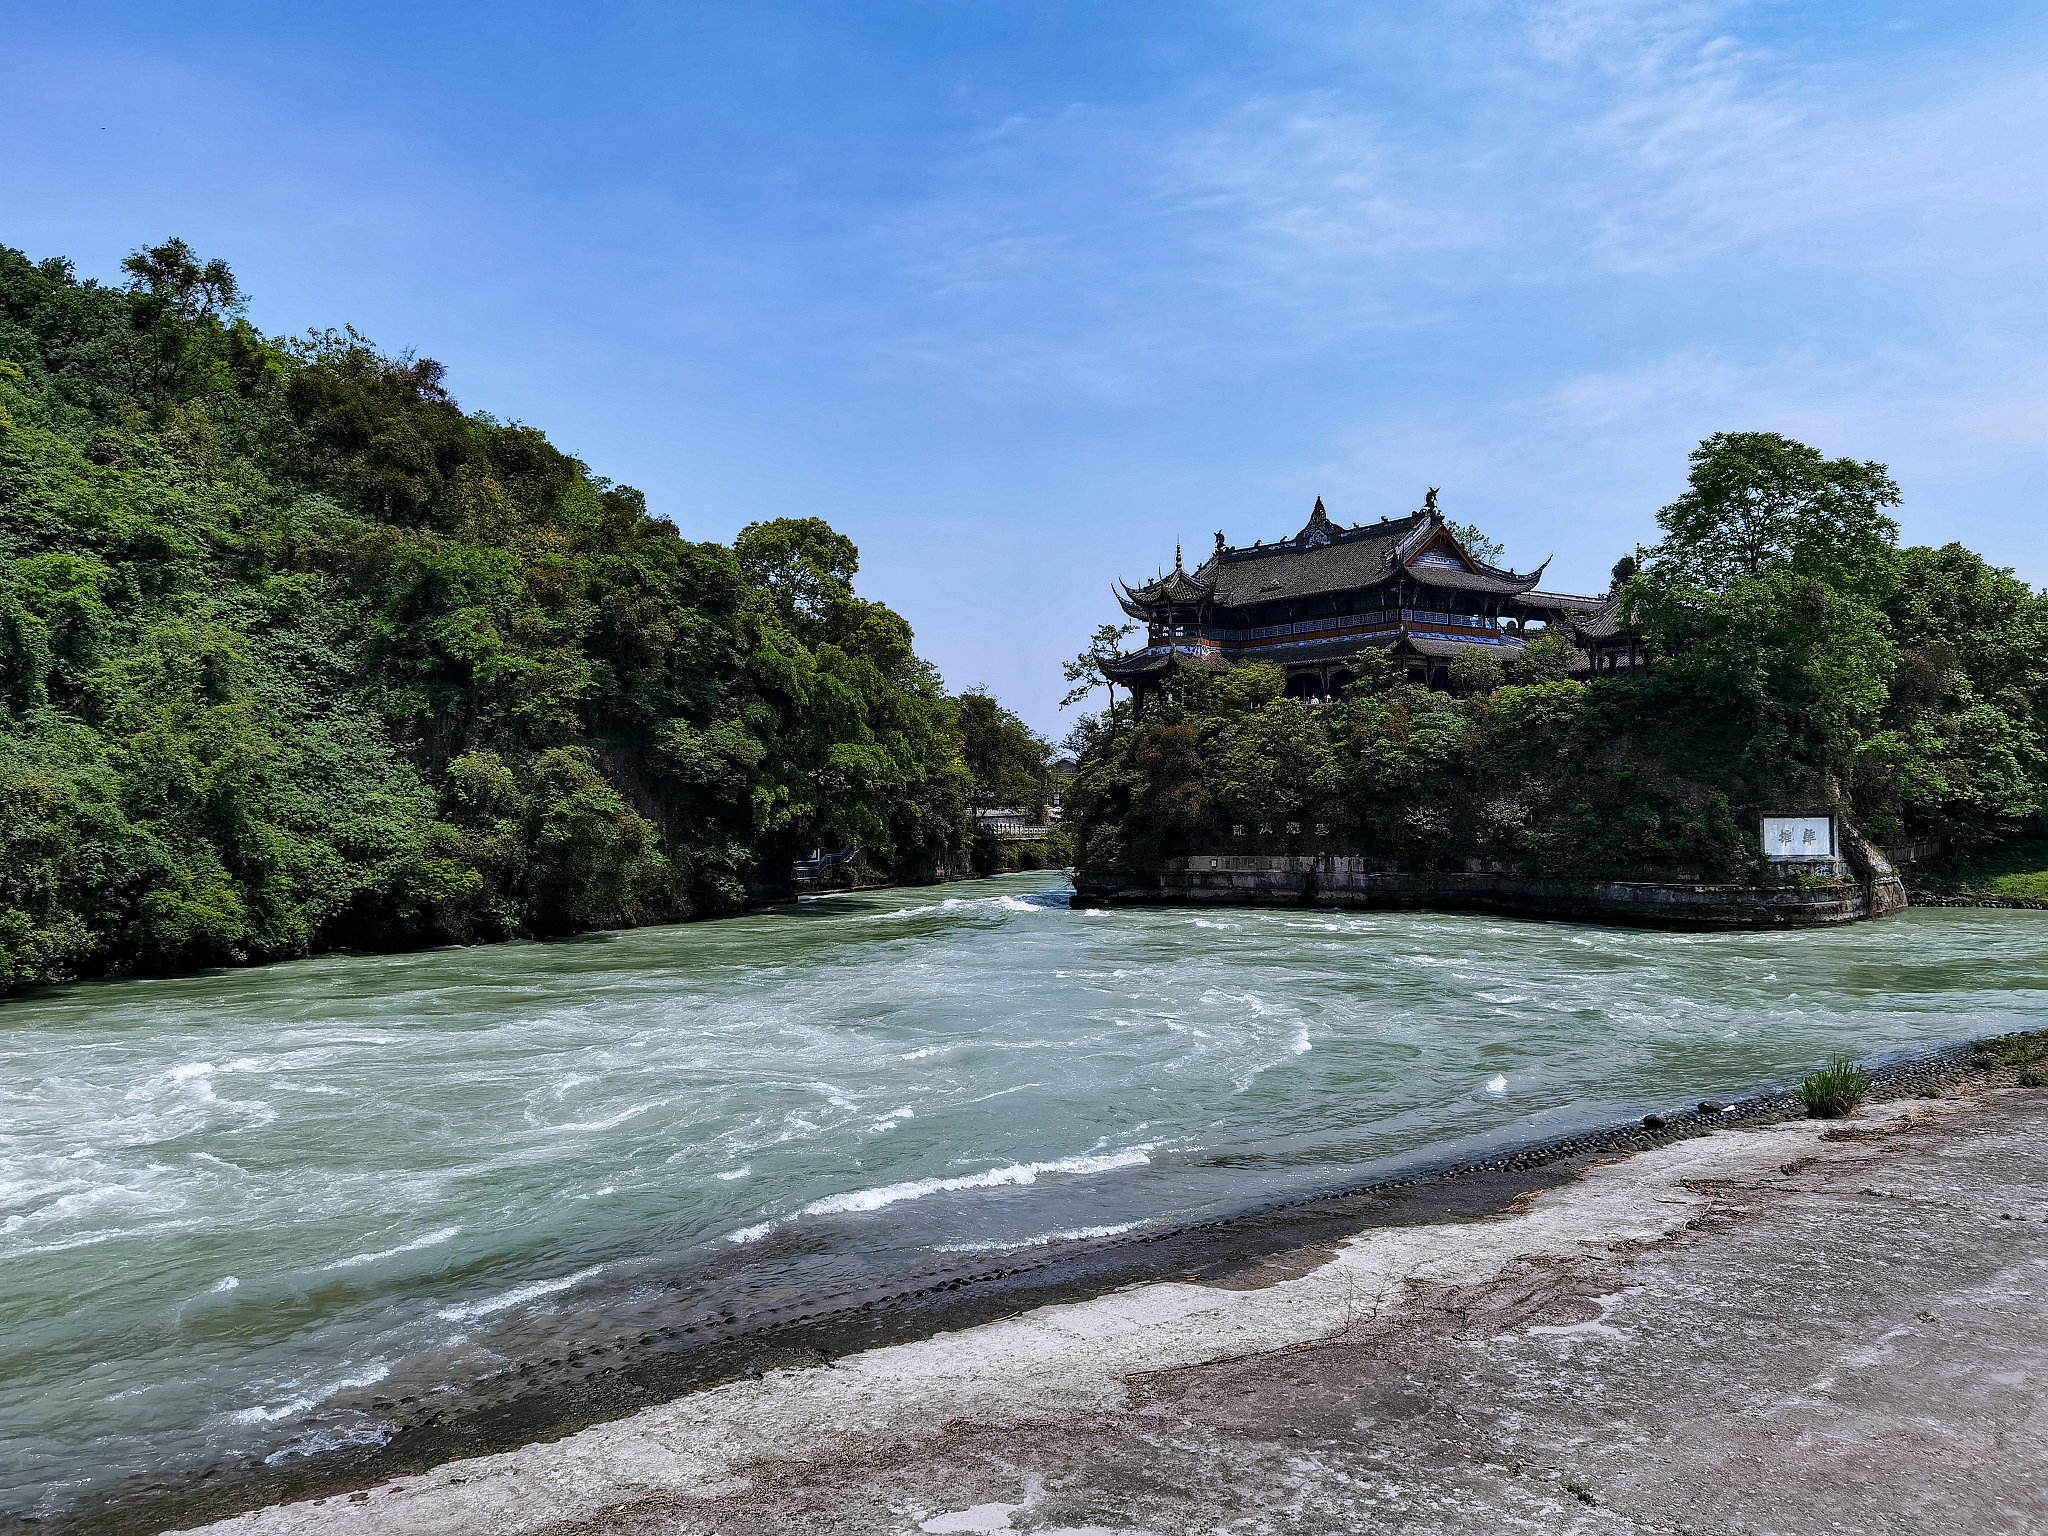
[175,1078,2048,1536]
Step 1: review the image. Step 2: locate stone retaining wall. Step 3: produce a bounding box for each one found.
[1074,848,1897,929]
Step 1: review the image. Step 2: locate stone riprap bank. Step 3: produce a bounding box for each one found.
[1073,832,1907,929]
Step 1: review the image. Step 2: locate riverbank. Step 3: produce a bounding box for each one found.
[1909,893,2048,910]
[143,1043,2047,1536]
[1899,834,2048,910]
[24,888,2035,1532]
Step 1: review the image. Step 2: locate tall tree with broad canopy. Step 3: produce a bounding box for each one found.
[733,517,860,646]
[121,236,247,407]
[1648,431,1901,598]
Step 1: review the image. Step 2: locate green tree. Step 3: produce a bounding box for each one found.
[958,692,1051,819]
[1341,647,1407,697]
[1648,432,1901,598]
[1213,700,1330,832]
[1852,543,2048,847]
[1448,645,1505,694]
[1134,721,1213,831]
[1445,520,1505,565]
[1207,661,1286,715]
[1506,630,1575,684]
[521,746,668,932]
[734,517,859,645]
[1059,622,1138,716]
[1647,570,1895,772]
[121,237,245,407]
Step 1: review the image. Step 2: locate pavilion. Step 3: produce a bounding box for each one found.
[1101,493,1632,703]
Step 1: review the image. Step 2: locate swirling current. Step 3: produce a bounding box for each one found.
[4,870,2045,1521]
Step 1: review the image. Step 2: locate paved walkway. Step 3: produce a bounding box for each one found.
[188,1088,2048,1536]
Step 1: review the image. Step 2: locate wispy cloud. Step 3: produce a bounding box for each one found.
[1162,1,2045,297]
[846,0,2044,423]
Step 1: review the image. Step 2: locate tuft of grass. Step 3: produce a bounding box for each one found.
[1800,1058,1871,1119]
[1983,1031,2048,1068]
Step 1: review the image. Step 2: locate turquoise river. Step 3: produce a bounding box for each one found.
[4,871,2046,1521]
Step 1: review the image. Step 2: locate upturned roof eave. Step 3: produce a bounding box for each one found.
[1099,647,1232,680]
[1118,569,1216,607]
[1400,563,1548,596]
[1555,592,1633,641]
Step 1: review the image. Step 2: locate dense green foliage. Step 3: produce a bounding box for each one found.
[1066,662,1768,882]
[1630,432,2048,850]
[1649,431,1901,598]
[0,239,1038,988]
[1069,432,2048,883]
[958,692,1051,820]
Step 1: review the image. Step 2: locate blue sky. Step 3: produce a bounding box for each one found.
[7,1,2044,734]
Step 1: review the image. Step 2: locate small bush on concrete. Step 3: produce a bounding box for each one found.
[1800,1058,1870,1118]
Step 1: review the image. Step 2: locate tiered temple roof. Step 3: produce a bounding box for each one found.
[1101,493,1624,699]
[1556,592,1644,678]
[1557,593,1626,639]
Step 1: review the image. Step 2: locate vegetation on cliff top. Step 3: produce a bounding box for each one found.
[0,238,1047,988]
[1065,431,2048,883]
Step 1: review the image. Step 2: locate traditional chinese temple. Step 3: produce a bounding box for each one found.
[1102,493,1632,702]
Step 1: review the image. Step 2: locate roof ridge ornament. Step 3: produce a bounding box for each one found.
[1297,496,1336,548]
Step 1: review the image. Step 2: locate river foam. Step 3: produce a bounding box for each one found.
[436,1266,606,1322]
[4,874,2043,1524]
[325,1226,463,1270]
[728,1148,1157,1243]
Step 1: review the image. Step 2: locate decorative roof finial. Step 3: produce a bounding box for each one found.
[1423,487,1440,515]
[1313,495,1327,518]
[1214,530,1226,555]
[1175,543,1183,571]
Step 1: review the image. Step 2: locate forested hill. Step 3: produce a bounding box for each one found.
[0,239,1037,989]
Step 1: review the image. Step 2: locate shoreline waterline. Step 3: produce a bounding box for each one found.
[157,1060,2048,1536]
[48,1031,2019,1536]
[6,878,2042,1529]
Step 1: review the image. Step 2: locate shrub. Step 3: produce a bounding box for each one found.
[1506,629,1575,684]
[1448,645,1505,694]
[1799,1058,1870,1118]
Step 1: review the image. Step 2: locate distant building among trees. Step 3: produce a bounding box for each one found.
[1102,494,1635,702]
